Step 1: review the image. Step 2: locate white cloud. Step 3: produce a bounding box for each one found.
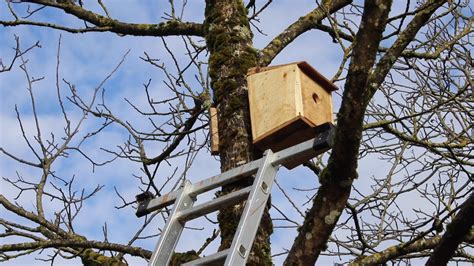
[2,1,468,266]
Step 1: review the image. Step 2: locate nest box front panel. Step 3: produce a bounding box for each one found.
[248,64,301,143]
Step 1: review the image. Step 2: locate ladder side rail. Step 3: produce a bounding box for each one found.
[136,159,262,217]
[148,181,195,266]
[272,124,335,167]
[224,150,278,266]
[272,138,321,167]
[136,189,180,217]
[188,158,262,197]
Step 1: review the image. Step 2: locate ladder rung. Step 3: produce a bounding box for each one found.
[181,248,229,266]
[178,187,252,222]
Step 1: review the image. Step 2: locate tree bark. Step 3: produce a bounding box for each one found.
[284,0,393,264]
[204,0,272,264]
[426,191,474,266]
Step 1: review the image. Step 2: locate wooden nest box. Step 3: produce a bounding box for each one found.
[247,61,337,161]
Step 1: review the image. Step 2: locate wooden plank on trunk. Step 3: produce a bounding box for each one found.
[210,107,219,155]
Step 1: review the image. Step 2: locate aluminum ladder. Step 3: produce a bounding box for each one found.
[135,123,335,266]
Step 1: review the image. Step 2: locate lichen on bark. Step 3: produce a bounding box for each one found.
[80,249,125,266]
[169,250,200,266]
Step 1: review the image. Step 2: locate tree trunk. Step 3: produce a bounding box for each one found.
[204,0,272,265]
[284,0,393,264]
[426,191,474,265]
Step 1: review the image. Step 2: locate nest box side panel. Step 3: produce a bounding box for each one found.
[248,64,300,143]
[299,70,334,125]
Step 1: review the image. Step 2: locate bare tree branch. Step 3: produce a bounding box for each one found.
[259,0,352,66]
[426,191,474,265]
[1,0,204,37]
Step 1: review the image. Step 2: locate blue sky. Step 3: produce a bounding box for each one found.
[0,1,347,265]
[1,1,470,266]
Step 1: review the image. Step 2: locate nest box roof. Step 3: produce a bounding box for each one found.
[247,61,338,92]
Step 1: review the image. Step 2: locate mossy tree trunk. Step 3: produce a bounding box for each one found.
[204,0,272,265]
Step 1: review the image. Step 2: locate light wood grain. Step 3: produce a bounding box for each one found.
[248,64,298,141]
[300,70,333,125]
[247,61,336,155]
[210,107,219,155]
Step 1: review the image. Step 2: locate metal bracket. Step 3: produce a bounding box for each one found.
[135,191,154,217]
[313,122,336,151]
